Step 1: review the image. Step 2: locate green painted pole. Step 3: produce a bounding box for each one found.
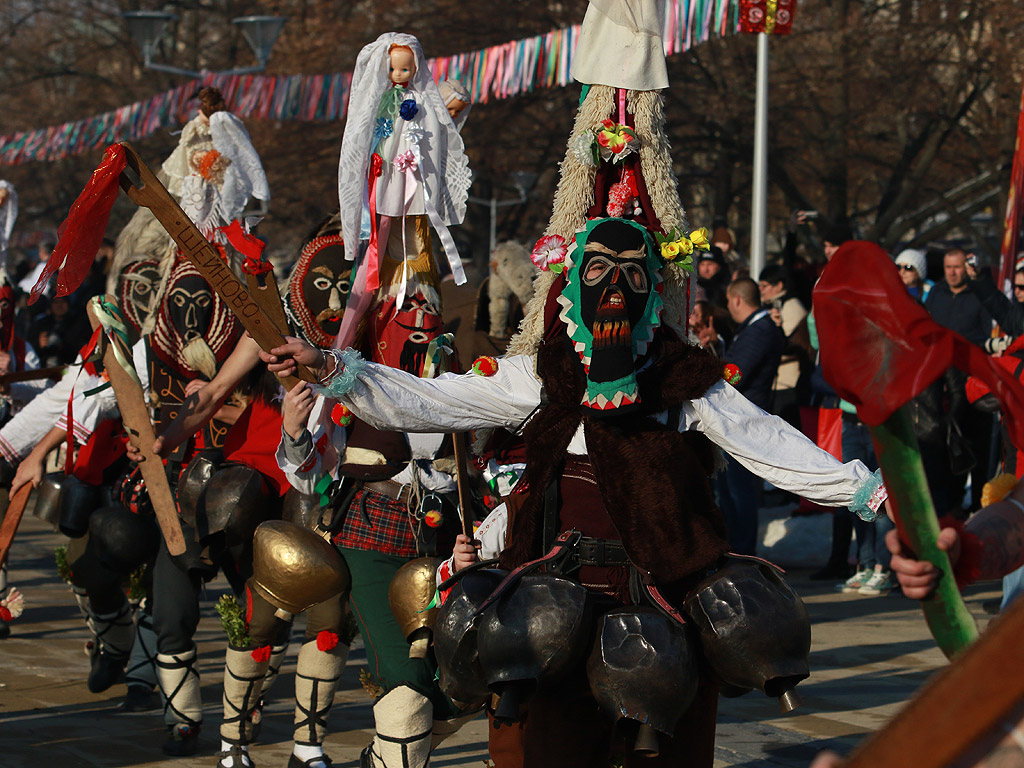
[869,406,978,659]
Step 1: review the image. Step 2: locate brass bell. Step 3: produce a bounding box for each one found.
[388,556,441,658]
[252,520,350,620]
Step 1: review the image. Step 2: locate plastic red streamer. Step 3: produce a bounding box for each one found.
[30,144,126,304]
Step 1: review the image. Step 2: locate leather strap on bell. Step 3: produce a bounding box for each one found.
[573,537,629,567]
[436,558,501,594]
[364,478,413,505]
[645,584,687,627]
[471,529,582,619]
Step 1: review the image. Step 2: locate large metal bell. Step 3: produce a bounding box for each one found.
[282,489,321,530]
[251,520,350,620]
[389,557,442,659]
[586,607,699,756]
[683,558,811,712]
[31,473,65,528]
[88,503,160,574]
[433,568,507,711]
[177,452,221,528]
[476,573,592,722]
[202,463,276,547]
[59,474,101,538]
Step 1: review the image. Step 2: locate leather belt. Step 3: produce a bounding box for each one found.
[363,479,413,505]
[573,536,629,567]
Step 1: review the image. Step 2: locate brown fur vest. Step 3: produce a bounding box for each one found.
[498,328,730,584]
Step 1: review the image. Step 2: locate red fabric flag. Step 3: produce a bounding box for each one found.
[31,144,126,304]
[814,241,1024,451]
[739,0,797,35]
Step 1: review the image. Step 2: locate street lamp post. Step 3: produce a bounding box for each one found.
[122,11,287,78]
[468,171,538,261]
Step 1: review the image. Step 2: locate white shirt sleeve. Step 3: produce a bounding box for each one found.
[340,355,542,434]
[9,341,48,405]
[276,397,344,496]
[681,379,875,507]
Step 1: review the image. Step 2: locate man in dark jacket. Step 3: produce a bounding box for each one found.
[719,278,786,553]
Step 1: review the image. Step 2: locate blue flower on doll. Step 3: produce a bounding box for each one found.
[374,117,394,140]
[399,99,418,121]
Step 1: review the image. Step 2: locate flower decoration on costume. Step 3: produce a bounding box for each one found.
[374,117,394,141]
[654,227,710,273]
[394,149,418,173]
[331,402,353,427]
[471,355,499,376]
[531,234,568,273]
[399,98,419,121]
[723,363,742,385]
[404,122,426,147]
[571,131,600,168]
[596,119,639,163]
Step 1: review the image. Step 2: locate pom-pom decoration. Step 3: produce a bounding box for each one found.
[471,356,499,377]
[723,363,743,385]
[399,99,418,121]
[251,645,272,663]
[596,119,639,163]
[0,587,24,621]
[317,630,340,652]
[607,181,633,218]
[424,509,444,528]
[331,402,354,427]
[531,235,568,273]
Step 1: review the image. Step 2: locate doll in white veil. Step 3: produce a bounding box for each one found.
[0,181,17,265]
[337,33,471,328]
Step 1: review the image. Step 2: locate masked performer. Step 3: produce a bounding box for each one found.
[261,6,890,767]
[0,181,17,264]
[132,218,354,768]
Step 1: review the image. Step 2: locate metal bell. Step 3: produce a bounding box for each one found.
[31,473,65,528]
[88,503,160,574]
[586,607,700,756]
[433,568,507,712]
[177,452,221,529]
[202,463,276,547]
[683,558,811,712]
[476,573,592,722]
[388,556,442,659]
[58,474,101,538]
[251,520,350,620]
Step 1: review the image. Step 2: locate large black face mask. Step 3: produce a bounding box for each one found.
[168,273,213,342]
[577,220,652,387]
[300,249,351,340]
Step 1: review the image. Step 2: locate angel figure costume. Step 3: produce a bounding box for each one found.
[274,4,890,768]
[338,33,471,307]
[0,181,17,263]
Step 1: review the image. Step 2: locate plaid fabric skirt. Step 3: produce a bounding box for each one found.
[331,487,419,558]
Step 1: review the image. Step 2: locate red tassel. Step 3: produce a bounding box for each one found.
[0,607,11,622]
[32,144,127,304]
[250,645,272,663]
[316,630,339,652]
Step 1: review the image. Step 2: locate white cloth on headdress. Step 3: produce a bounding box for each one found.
[210,111,271,218]
[0,181,17,265]
[338,33,471,265]
[571,0,669,90]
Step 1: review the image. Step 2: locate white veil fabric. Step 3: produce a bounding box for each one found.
[338,33,471,269]
[210,111,271,221]
[571,0,669,90]
[0,181,17,266]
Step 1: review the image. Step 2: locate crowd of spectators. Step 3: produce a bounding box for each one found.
[692,215,1013,601]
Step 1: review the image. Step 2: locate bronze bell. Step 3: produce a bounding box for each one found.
[388,556,442,659]
[251,520,350,620]
[177,452,221,529]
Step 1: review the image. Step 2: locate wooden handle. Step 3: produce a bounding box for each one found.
[116,142,316,388]
[0,366,65,385]
[452,432,475,538]
[245,271,290,336]
[0,484,34,568]
[87,299,185,556]
[845,595,1024,768]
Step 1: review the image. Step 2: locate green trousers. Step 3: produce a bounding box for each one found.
[340,546,457,717]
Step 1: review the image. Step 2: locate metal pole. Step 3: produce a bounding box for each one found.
[489,197,498,257]
[750,31,769,280]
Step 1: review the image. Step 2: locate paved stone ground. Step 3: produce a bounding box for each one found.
[0,514,1001,768]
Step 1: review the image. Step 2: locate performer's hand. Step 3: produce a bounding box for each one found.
[10,455,43,496]
[282,381,315,440]
[184,379,208,397]
[259,337,325,379]
[809,750,844,768]
[452,534,481,572]
[886,526,961,600]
